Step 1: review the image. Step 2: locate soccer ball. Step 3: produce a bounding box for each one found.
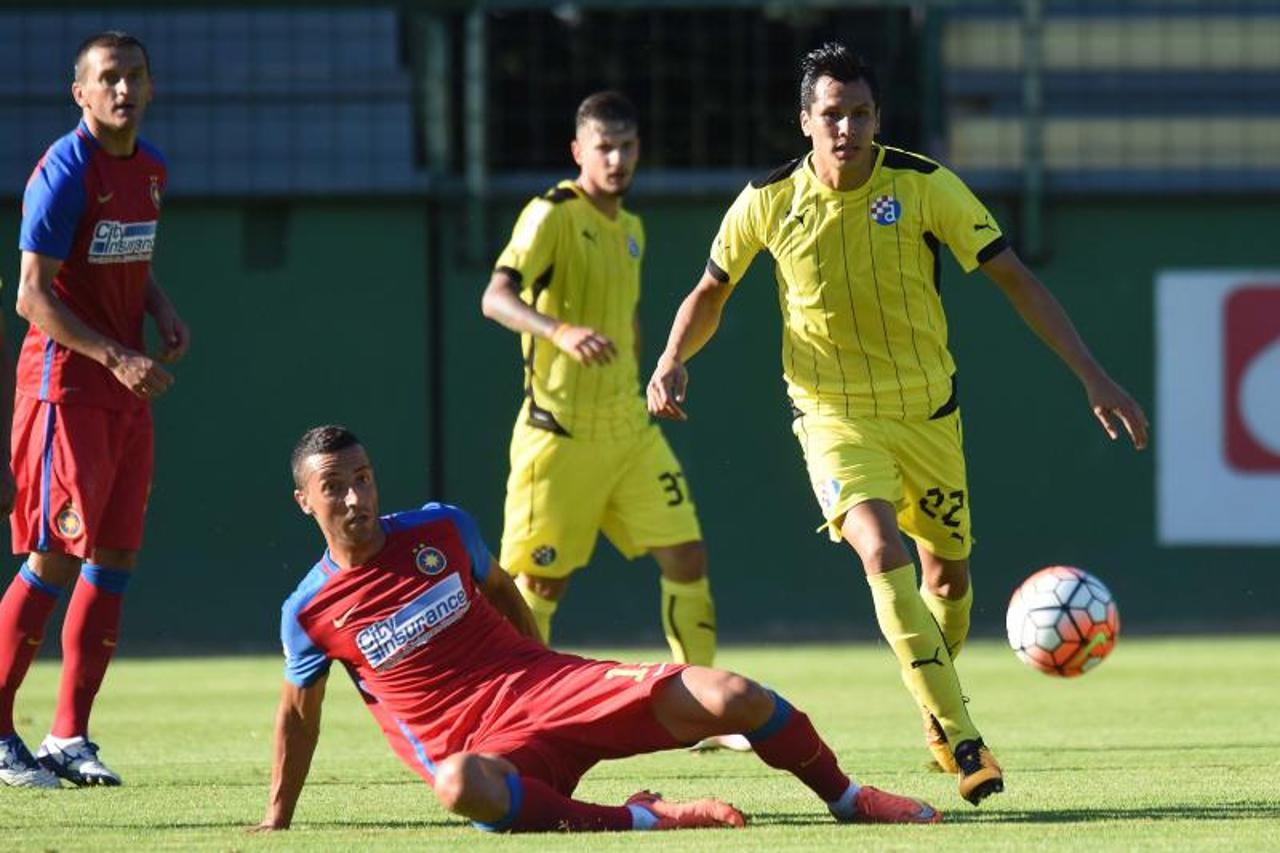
[1005,566,1120,677]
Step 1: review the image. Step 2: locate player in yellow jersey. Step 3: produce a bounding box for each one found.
[482,94,730,726]
[647,43,1149,803]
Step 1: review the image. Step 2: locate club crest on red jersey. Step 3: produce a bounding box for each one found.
[414,544,448,576]
[149,175,162,209]
[55,503,84,538]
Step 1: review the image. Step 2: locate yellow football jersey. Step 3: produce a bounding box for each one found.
[495,180,649,440]
[709,145,1007,421]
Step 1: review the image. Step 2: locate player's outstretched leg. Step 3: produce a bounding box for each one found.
[653,542,753,753]
[869,564,1003,804]
[653,667,941,824]
[845,505,1003,804]
[434,753,743,833]
[914,552,975,774]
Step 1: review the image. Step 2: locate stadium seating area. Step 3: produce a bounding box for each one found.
[0,10,421,195]
[3,3,1279,197]
[941,5,1280,190]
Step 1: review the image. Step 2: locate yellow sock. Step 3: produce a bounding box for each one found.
[867,564,980,745]
[516,583,559,645]
[659,576,717,666]
[921,582,973,659]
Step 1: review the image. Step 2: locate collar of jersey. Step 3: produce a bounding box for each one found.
[798,145,885,201]
[75,118,143,160]
[559,180,627,230]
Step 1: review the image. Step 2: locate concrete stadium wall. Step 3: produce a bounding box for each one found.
[1,195,1274,651]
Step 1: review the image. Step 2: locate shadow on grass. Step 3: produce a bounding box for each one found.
[22,817,458,831]
[749,801,1280,826]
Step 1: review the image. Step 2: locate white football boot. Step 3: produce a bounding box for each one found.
[0,734,60,788]
[36,735,122,786]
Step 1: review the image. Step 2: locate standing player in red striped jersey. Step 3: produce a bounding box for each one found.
[250,425,941,833]
[0,31,189,788]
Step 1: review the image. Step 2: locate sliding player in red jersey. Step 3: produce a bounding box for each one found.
[251,425,943,833]
[0,31,189,788]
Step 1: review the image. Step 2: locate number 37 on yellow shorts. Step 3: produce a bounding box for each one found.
[500,422,703,579]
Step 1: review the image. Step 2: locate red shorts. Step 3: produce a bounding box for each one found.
[10,394,154,558]
[468,658,688,795]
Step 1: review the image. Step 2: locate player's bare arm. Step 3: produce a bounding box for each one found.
[980,248,1149,450]
[479,559,543,644]
[145,273,190,363]
[250,675,328,832]
[18,250,173,400]
[647,270,734,421]
[481,269,617,366]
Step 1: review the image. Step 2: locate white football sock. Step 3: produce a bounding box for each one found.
[827,780,863,820]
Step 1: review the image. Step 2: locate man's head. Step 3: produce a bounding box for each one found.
[291,425,381,549]
[798,43,880,176]
[572,91,640,198]
[72,31,153,138]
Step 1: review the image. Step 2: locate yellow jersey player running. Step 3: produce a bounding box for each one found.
[647,43,1149,804]
[482,92,725,698]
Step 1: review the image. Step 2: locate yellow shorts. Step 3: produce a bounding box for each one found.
[499,419,703,579]
[792,409,973,560]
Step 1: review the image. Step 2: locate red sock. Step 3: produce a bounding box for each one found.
[480,773,634,832]
[748,693,850,802]
[0,565,62,736]
[51,565,129,738]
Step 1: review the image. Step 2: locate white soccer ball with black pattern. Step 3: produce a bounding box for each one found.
[1005,565,1120,677]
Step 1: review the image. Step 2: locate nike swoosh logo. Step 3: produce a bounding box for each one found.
[332,606,358,628]
[97,192,114,203]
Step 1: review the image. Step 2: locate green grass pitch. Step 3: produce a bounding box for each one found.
[3,637,1279,851]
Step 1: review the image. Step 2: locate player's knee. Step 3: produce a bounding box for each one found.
[432,753,496,815]
[697,669,769,727]
[852,541,913,573]
[654,540,707,582]
[26,552,82,588]
[725,677,774,729]
[520,573,568,602]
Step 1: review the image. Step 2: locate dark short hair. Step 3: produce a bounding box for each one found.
[575,90,638,131]
[799,42,879,111]
[75,31,151,81]
[291,425,361,487]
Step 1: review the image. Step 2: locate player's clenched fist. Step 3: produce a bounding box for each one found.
[551,322,617,365]
[647,353,688,421]
[109,350,174,399]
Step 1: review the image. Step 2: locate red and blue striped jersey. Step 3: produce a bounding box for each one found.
[280,503,547,780]
[18,120,166,410]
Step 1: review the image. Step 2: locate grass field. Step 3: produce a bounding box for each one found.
[3,637,1279,851]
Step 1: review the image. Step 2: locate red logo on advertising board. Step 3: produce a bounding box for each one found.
[1224,285,1280,471]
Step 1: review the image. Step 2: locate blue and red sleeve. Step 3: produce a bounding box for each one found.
[19,136,88,260]
[280,567,333,687]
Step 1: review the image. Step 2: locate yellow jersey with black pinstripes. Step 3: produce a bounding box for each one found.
[495,180,648,440]
[708,145,1007,421]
